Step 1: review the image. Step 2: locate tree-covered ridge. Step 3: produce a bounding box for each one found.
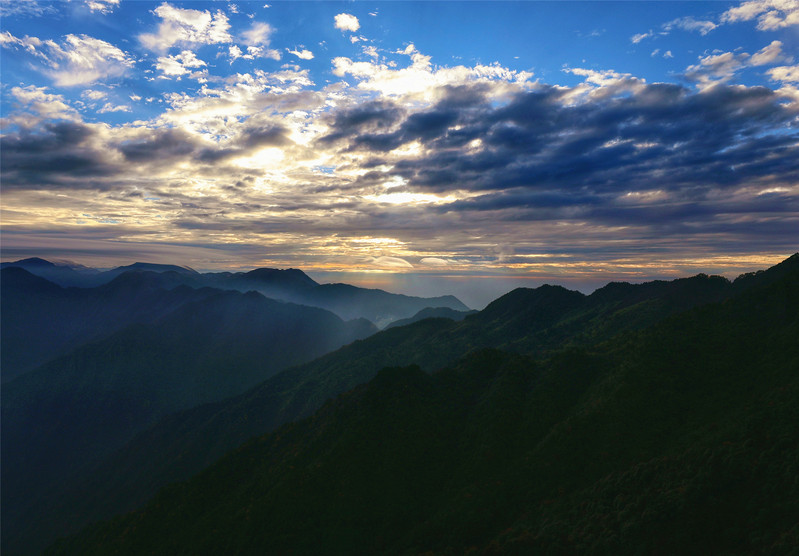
[47,259,799,554]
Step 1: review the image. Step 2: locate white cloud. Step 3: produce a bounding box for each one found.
[140,2,232,52]
[156,50,207,78]
[768,64,799,82]
[85,0,119,14]
[721,0,799,30]
[229,44,279,61]
[663,50,674,59]
[749,40,784,65]
[1,0,57,17]
[10,85,77,121]
[0,31,44,55]
[83,90,107,100]
[242,21,273,45]
[332,44,532,99]
[98,102,131,113]
[288,48,314,60]
[335,13,360,32]
[4,33,135,86]
[420,257,453,267]
[372,256,413,269]
[232,21,281,60]
[684,41,785,88]
[663,16,718,35]
[631,31,653,44]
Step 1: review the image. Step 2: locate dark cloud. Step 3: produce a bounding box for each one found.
[319,100,404,145]
[118,129,197,162]
[0,122,118,187]
[240,124,290,148]
[331,82,798,202]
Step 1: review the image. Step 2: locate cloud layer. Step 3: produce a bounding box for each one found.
[1,0,797,281]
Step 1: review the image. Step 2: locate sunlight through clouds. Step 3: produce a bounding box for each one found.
[0,0,797,283]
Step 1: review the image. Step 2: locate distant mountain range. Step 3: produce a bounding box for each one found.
[2,254,797,555]
[1,257,469,328]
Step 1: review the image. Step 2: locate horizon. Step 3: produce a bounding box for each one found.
[1,0,798,304]
[4,252,794,309]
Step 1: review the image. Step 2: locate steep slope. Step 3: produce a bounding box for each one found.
[48,264,799,555]
[0,268,217,381]
[1,289,376,556]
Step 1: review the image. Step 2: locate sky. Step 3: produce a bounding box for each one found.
[1,0,798,307]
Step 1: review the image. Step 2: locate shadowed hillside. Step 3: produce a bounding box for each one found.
[46,257,799,555]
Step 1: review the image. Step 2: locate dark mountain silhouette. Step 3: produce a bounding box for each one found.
[1,257,470,325]
[46,256,799,555]
[13,255,796,555]
[0,257,100,287]
[1,268,218,381]
[384,306,477,329]
[1,287,376,555]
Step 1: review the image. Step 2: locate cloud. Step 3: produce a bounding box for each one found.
[332,43,532,99]
[683,41,785,88]
[1,43,796,277]
[0,0,57,17]
[663,16,718,35]
[335,13,360,32]
[98,103,131,113]
[749,40,784,65]
[288,48,314,60]
[721,0,799,30]
[85,0,119,14]
[768,64,799,82]
[1,32,134,86]
[156,50,207,78]
[242,21,273,45]
[0,31,44,54]
[82,90,107,100]
[419,257,453,267]
[234,22,281,60]
[8,85,77,123]
[632,15,717,45]
[372,256,413,269]
[140,2,231,52]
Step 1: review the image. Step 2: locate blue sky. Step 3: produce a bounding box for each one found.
[1,0,798,306]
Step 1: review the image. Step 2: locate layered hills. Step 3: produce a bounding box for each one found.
[1,258,469,327]
[2,255,797,555]
[46,254,799,555]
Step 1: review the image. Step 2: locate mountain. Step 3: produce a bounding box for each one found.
[1,286,376,556]
[0,257,471,326]
[18,256,796,555]
[1,268,217,381]
[46,258,799,555]
[6,255,797,554]
[0,257,100,287]
[385,306,477,329]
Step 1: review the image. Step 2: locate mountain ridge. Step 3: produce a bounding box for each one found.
[45,260,799,555]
